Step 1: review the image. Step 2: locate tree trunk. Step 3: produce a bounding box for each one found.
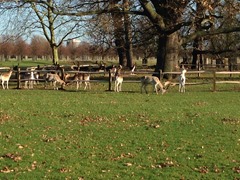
[191,39,199,69]
[52,45,59,65]
[32,0,59,65]
[155,33,180,79]
[123,0,133,68]
[155,35,167,72]
[110,0,127,66]
[191,2,203,70]
[115,39,126,66]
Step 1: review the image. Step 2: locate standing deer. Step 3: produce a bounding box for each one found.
[0,69,13,89]
[24,67,37,89]
[65,73,91,90]
[113,65,123,92]
[179,67,187,93]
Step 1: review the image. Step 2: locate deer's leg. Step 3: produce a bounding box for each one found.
[2,81,5,89]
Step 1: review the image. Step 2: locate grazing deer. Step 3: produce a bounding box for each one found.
[44,73,65,90]
[140,76,166,94]
[179,67,187,93]
[113,65,123,92]
[65,73,91,90]
[0,69,13,89]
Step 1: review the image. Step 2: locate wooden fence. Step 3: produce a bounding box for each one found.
[1,67,240,92]
[161,70,240,92]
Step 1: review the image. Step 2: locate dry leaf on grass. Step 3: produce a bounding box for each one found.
[124,162,133,166]
[233,166,240,174]
[1,153,22,162]
[1,166,14,173]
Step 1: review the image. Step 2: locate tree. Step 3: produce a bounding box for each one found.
[13,37,29,60]
[85,0,134,67]
[123,0,134,68]
[0,35,15,61]
[30,35,51,60]
[191,1,205,70]
[51,0,136,68]
[139,0,240,76]
[110,0,127,66]
[0,0,85,65]
[1,0,240,74]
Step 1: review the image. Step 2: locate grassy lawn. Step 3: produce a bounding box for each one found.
[0,82,240,179]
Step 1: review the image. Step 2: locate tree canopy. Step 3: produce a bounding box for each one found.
[0,0,239,72]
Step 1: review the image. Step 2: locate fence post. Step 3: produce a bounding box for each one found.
[212,70,216,92]
[159,69,163,81]
[60,67,65,90]
[198,62,201,77]
[17,67,21,89]
[108,70,112,91]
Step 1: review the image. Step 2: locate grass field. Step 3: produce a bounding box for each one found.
[0,81,240,179]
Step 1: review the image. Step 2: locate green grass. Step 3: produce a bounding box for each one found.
[0,60,53,68]
[0,82,240,179]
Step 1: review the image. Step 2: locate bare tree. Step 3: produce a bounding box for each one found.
[55,0,136,68]
[1,0,240,74]
[0,0,85,65]
[0,35,15,61]
[30,35,51,60]
[139,0,240,76]
[13,37,29,61]
[123,0,133,68]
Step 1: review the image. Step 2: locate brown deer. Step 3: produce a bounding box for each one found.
[44,73,65,90]
[140,76,166,94]
[0,69,13,89]
[65,73,91,90]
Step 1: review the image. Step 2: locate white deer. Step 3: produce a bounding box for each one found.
[140,76,166,94]
[113,65,123,92]
[179,67,187,93]
[0,69,13,89]
[24,67,36,89]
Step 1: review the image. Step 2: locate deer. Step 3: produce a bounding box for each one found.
[44,73,65,90]
[140,76,166,94]
[179,67,187,93]
[0,69,13,89]
[65,73,91,90]
[24,67,37,89]
[24,71,35,89]
[113,65,123,92]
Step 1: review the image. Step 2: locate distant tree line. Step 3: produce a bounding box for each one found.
[0,34,150,63]
[0,35,119,62]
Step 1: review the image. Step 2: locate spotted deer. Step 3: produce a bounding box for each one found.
[65,73,91,90]
[0,69,13,89]
[113,65,123,92]
[44,73,65,90]
[140,76,166,94]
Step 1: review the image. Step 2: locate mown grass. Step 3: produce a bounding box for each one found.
[0,82,240,179]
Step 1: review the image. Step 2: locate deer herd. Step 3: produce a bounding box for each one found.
[0,65,187,94]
